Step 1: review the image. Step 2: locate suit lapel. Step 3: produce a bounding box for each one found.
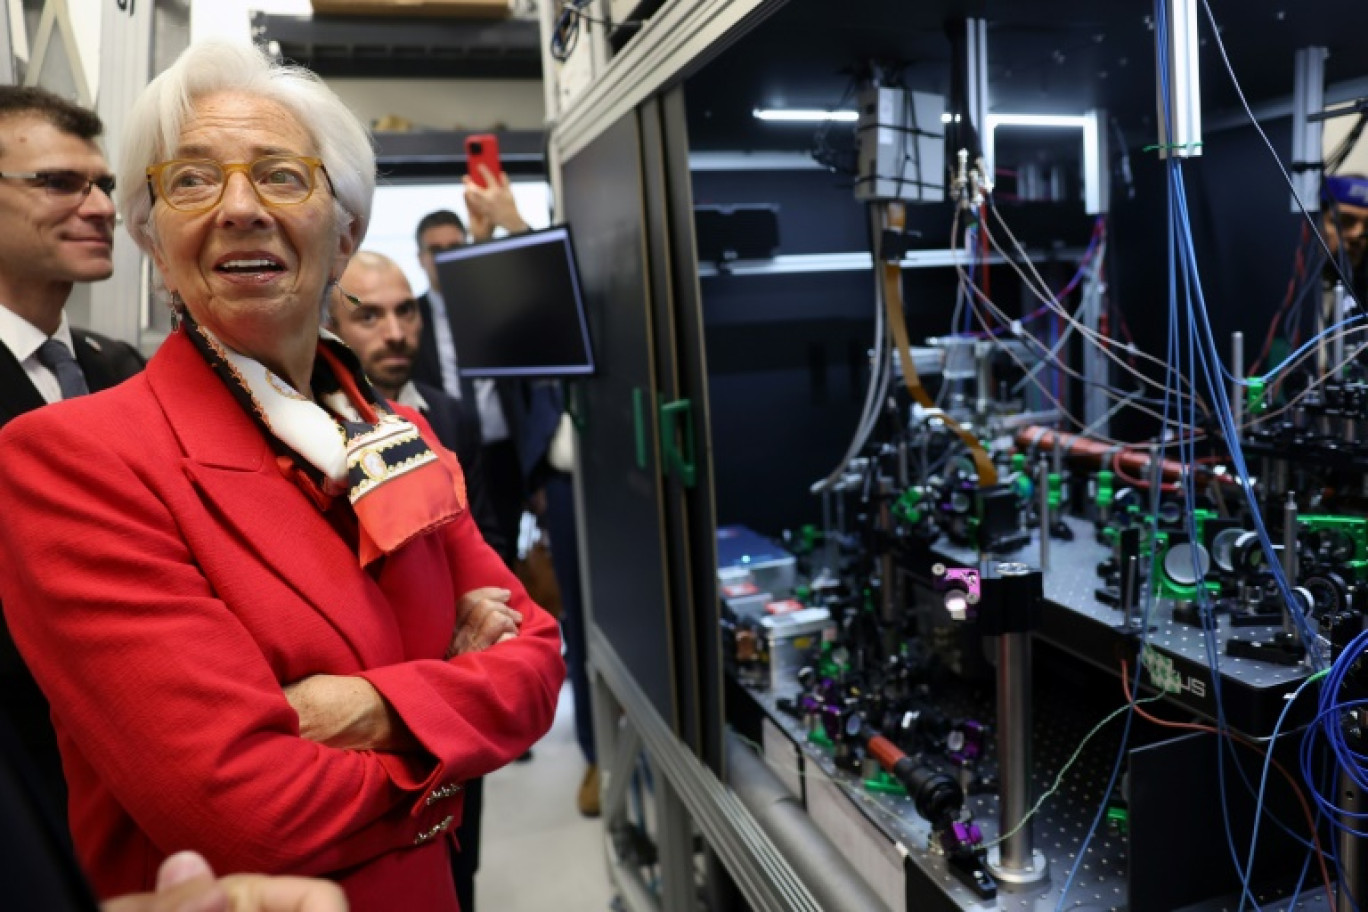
[147,331,399,667]
[0,341,45,427]
[413,294,443,391]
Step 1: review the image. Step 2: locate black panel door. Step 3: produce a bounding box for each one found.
[562,113,679,732]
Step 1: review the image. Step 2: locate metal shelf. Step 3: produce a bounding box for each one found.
[251,12,542,80]
[373,129,546,180]
[696,247,1086,278]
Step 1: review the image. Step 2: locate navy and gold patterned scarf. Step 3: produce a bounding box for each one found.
[182,314,467,565]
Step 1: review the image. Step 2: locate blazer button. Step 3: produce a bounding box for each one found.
[424,782,464,806]
[414,814,454,845]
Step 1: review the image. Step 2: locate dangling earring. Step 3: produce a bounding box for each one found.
[168,291,186,331]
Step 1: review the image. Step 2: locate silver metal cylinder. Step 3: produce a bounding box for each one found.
[998,629,1032,870]
[1038,458,1050,571]
[976,342,992,418]
[1317,285,1332,377]
[1334,282,1348,375]
[1340,758,1368,911]
[1123,554,1140,630]
[1283,493,1299,637]
[988,564,1048,884]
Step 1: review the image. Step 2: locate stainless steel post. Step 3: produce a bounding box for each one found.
[1334,282,1349,375]
[1283,493,1299,638]
[1038,458,1050,571]
[1123,554,1140,630]
[1339,724,1368,910]
[976,341,993,420]
[986,563,1049,884]
[1290,48,1327,213]
[1156,0,1203,160]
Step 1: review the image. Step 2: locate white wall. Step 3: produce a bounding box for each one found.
[364,181,553,294]
[191,0,312,45]
[1325,111,1368,177]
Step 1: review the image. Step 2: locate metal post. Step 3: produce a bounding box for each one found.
[965,18,988,159]
[655,771,696,912]
[976,341,992,419]
[1037,458,1050,571]
[1156,0,1203,159]
[1283,493,1299,638]
[1123,554,1141,630]
[1334,282,1349,375]
[0,0,14,86]
[1339,729,1368,910]
[1317,284,1334,377]
[1083,108,1110,216]
[1231,331,1245,434]
[1291,48,1328,213]
[1081,234,1111,433]
[987,563,1048,884]
[92,0,156,348]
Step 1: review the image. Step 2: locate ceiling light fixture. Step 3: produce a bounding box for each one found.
[752,108,858,124]
[985,113,1090,129]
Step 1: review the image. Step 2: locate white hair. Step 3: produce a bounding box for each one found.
[117,40,375,255]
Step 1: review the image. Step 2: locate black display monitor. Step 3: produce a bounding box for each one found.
[433,224,595,378]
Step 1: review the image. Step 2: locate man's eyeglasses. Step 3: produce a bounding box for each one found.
[145,155,332,213]
[0,170,116,200]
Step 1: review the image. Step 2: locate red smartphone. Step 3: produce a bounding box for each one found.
[465,133,501,188]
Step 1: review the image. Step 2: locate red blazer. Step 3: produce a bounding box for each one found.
[0,329,565,910]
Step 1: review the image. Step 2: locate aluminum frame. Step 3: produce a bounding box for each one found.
[551,0,785,162]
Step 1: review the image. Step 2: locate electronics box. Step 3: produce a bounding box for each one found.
[854,85,945,203]
[760,608,833,692]
[716,525,796,597]
[310,0,509,17]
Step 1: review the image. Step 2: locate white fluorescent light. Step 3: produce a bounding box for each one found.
[752,108,858,123]
[985,113,1091,129]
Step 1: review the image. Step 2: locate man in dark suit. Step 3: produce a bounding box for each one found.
[413,209,527,569]
[0,86,145,818]
[328,250,503,912]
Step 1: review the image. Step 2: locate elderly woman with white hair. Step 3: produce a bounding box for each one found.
[0,40,563,911]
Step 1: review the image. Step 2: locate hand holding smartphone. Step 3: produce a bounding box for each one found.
[465,134,502,188]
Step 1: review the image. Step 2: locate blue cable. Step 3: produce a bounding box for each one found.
[1247,313,1365,385]
[1169,164,1260,911]
[1170,169,1323,664]
[1240,671,1327,897]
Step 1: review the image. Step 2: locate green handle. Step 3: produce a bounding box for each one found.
[565,380,586,431]
[632,388,648,470]
[659,398,697,487]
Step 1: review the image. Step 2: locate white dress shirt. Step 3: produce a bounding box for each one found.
[395,380,428,412]
[425,288,510,444]
[0,306,77,404]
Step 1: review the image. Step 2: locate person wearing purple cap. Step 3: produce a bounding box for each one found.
[1321,174,1368,285]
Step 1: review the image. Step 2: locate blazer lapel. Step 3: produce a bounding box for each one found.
[0,341,45,427]
[146,331,401,668]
